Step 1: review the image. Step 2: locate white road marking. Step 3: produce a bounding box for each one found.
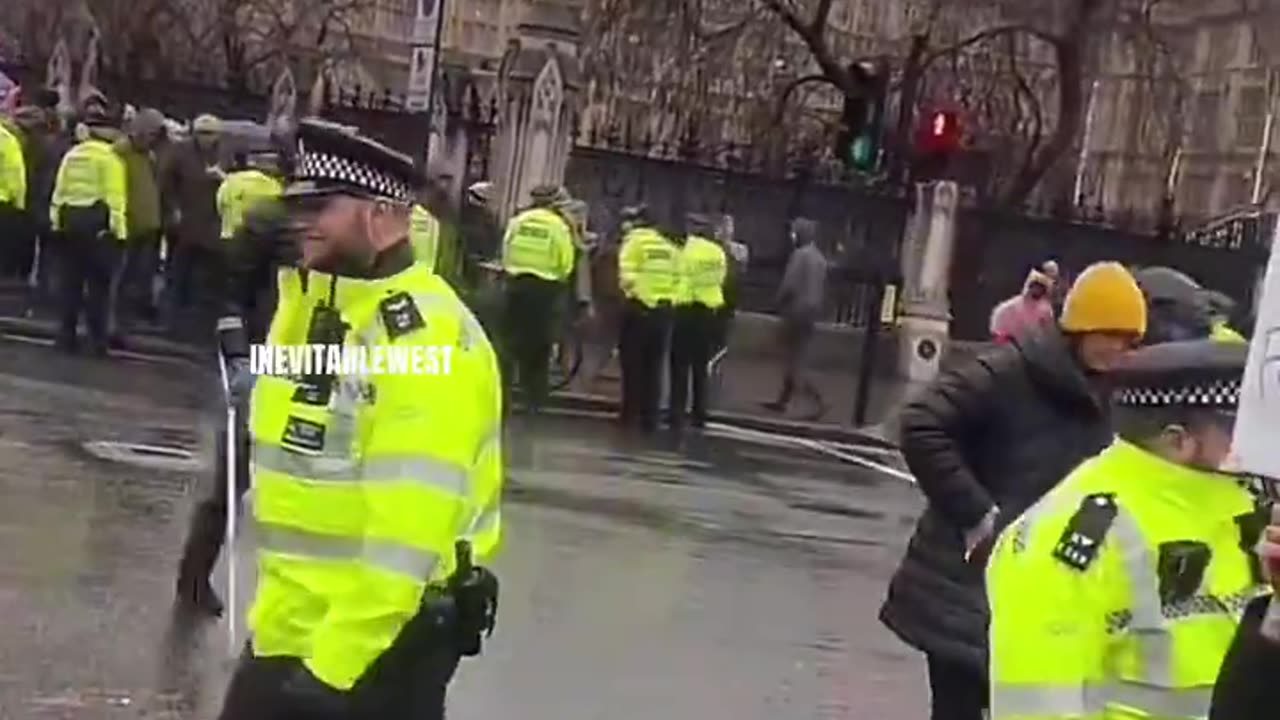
[707,421,916,484]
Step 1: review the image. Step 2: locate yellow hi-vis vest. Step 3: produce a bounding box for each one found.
[1209,321,1246,344]
[247,262,504,691]
[0,122,26,210]
[217,169,283,240]
[677,234,727,309]
[987,439,1268,720]
[50,137,128,242]
[501,206,575,282]
[619,226,681,308]
[410,204,440,272]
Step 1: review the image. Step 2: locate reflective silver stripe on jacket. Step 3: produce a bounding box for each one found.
[254,443,468,495]
[1110,507,1175,687]
[992,682,1212,718]
[255,521,441,580]
[465,504,500,538]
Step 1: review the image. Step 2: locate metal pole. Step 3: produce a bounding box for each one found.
[217,353,238,657]
[1253,110,1274,205]
[422,0,448,168]
[1073,79,1101,207]
[853,277,887,427]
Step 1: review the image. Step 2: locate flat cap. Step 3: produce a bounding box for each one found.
[284,118,422,204]
[1111,339,1248,410]
[620,204,649,222]
[530,184,570,205]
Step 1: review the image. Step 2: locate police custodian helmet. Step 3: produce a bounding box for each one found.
[283,118,423,204]
[1110,339,1247,411]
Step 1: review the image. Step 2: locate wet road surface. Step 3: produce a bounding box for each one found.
[0,336,928,719]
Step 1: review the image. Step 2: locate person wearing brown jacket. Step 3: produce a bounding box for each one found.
[159,113,225,343]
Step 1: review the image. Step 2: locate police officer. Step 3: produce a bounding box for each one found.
[499,184,576,413]
[175,150,290,617]
[216,150,284,245]
[216,119,502,720]
[617,204,680,431]
[668,212,727,430]
[0,113,28,279]
[49,104,127,356]
[987,339,1270,720]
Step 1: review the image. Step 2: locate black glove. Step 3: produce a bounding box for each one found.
[281,664,351,719]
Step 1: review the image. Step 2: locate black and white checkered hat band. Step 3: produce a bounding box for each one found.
[1114,379,1241,408]
[294,146,412,203]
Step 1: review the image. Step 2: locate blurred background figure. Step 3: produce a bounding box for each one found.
[763,217,828,420]
[160,113,224,343]
[110,107,167,337]
[989,268,1055,344]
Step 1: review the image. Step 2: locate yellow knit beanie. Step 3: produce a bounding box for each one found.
[1060,262,1147,336]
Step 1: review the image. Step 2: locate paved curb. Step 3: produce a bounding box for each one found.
[543,391,898,449]
[0,316,205,362]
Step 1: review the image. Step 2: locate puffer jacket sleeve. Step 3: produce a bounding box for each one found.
[1209,594,1280,720]
[899,349,1014,532]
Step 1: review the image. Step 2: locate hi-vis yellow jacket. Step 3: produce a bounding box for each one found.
[677,234,727,309]
[619,226,680,308]
[501,206,575,282]
[0,122,26,210]
[410,204,440,272]
[247,261,503,691]
[987,439,1269,720]
[50,137,128,241]
[217,169,283,240]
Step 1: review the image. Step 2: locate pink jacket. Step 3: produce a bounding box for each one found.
[990,272,1055,343]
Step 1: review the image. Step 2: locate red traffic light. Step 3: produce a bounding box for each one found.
[917,110,960,153]
[931,111,950,137]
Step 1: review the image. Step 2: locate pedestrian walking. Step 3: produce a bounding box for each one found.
[111,107,166,336]
[160,113,225,343]
[617,204,681,432]
[215,119,502,720]
[668,212,727,430]
[988,339,1267,720]
[880,262,1149,720]
[989,268,1055,344]
[499,184,576,414]
[48,104,128,356]
[762,217,828,420]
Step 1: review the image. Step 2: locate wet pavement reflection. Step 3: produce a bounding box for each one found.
[0,338,927,719]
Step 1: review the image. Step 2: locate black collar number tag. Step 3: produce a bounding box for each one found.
[1236,506,1269,584]
[1157,541,1211,606]
[281,415,326,454]
[380,292,426,340]
[1052,493,1118,572]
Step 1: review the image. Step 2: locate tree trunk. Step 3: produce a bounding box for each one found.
[890,34,929,187]
[1003,37,1082,207]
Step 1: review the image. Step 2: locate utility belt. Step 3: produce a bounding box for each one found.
[368,541,499,678]
[60,202,110,237]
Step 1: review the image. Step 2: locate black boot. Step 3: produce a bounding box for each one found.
[175,501,227,617]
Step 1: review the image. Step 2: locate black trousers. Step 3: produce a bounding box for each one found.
[117,231,161,329]
[177,414,251,589]
[163,241,224,345]
[926,653,988,720]
[619,300,672,430]
[668,304,716,427]
[56,213,118,352]
[0,205,35,279]
[217,642,460,720]
[501,274,561,413]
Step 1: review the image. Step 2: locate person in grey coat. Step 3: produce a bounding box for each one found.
[762,217,829,420]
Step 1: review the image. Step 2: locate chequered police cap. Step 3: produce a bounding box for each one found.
[1113,378,1241,409]
[286,118,419,203]
[1110,339,1247,410]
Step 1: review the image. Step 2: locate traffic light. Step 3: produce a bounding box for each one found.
[833,61,886,174]
[914,109,961,179]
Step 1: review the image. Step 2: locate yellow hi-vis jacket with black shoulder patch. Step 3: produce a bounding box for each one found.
[677,235,727,309]
[987,439,1269,720]
[247,261,504,691]
[619,226,681,308]
[50,137,128,242]
[0,122,26,210]
[501,206,575,282]
[217,169,283,240]
[410,204,440,272]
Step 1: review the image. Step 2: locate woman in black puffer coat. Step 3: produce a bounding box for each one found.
[879,262,1149,720]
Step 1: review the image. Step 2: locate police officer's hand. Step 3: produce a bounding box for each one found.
[1255,504,1280,641]
[281,665,351,719]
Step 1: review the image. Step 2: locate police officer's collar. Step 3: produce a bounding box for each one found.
[327,238,415,279]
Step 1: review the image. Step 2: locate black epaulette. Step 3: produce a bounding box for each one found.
[379,291,426,340]
[1052,493,1119,572]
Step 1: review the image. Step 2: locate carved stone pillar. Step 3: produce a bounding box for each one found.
[896,181,959,383]
[490,3,581,221]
